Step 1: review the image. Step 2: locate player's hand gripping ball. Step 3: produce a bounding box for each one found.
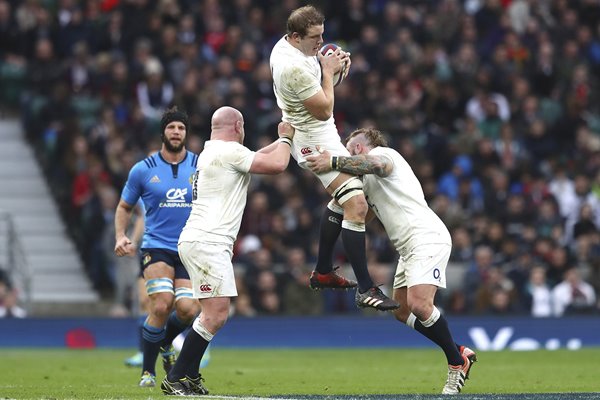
[320,43,349,87]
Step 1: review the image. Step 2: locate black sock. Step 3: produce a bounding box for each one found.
[162,311,190,348]
[413,320,461,353]
[141,323,166,375]
[168,328,210,381]
[341,227,373,292]
[315,207,343,274]
[414,317,462,365]
[186,342,203,379]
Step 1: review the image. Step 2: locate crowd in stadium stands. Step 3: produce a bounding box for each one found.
[1,0,600,317]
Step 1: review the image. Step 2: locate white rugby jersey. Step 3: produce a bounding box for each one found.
[269,36,340,150]
[179,140,255,246]
[362,147,451,255]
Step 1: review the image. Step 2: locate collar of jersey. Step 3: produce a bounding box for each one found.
[283,35,312,59]
[157,150,189,165]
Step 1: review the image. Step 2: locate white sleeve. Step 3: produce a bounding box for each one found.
[227,144,255,173]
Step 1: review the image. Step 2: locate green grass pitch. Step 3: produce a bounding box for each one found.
[1,348,599,399]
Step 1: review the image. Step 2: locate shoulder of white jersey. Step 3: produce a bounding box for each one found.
[370,146,396,157]
[370,146,401,170]
[272,35,287,52]
[224,141,253,162]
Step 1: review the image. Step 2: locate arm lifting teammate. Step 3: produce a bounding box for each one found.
[160,107,295,396]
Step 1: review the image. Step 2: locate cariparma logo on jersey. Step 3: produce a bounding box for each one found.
[159,188,192,208]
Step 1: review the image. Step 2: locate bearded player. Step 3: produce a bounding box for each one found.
[115,107,200,387]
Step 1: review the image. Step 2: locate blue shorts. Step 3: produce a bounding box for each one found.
[140,248,190,280]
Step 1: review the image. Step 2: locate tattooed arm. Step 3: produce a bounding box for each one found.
[306,149,393,177]
[335,154,393,177]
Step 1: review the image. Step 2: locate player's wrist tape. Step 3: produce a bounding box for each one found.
[331,156,338,170]
[279,137,292,147]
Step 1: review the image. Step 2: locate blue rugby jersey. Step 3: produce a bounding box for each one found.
[121,151,198,251]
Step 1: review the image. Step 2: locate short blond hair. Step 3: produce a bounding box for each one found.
[286,5,324,37]
[347,127,388,148]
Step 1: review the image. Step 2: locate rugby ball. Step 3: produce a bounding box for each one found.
[320,43,348,87]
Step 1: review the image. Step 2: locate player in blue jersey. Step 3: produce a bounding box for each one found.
[114,107,201,388]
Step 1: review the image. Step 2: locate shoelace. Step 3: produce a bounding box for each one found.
[186,375,208,394]
[446,367,463,389]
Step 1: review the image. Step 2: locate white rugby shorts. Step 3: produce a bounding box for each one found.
[393,243,451,289]
[293,135,351,188]
[178,241,238,299]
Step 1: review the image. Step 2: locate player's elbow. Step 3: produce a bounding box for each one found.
[271,158,289,174]
[373,161,386,177]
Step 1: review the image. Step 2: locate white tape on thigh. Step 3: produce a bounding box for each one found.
[331,177,363,205]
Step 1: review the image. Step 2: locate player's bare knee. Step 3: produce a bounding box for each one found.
[408,301,433,321]
[201,311,228,333]
[151,300,172,320]
[174,287,198,322]
[175,301,199,323]
[343,195,368,220]
[146,279,175,319]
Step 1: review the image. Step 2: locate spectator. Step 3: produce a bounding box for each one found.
[281,247,323,315]
[449,226,474,263]
[437,155,484,213]
[464,245,495,310]
[524,265,553,317]
[551,268,597,316]
[136,57,174,122]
